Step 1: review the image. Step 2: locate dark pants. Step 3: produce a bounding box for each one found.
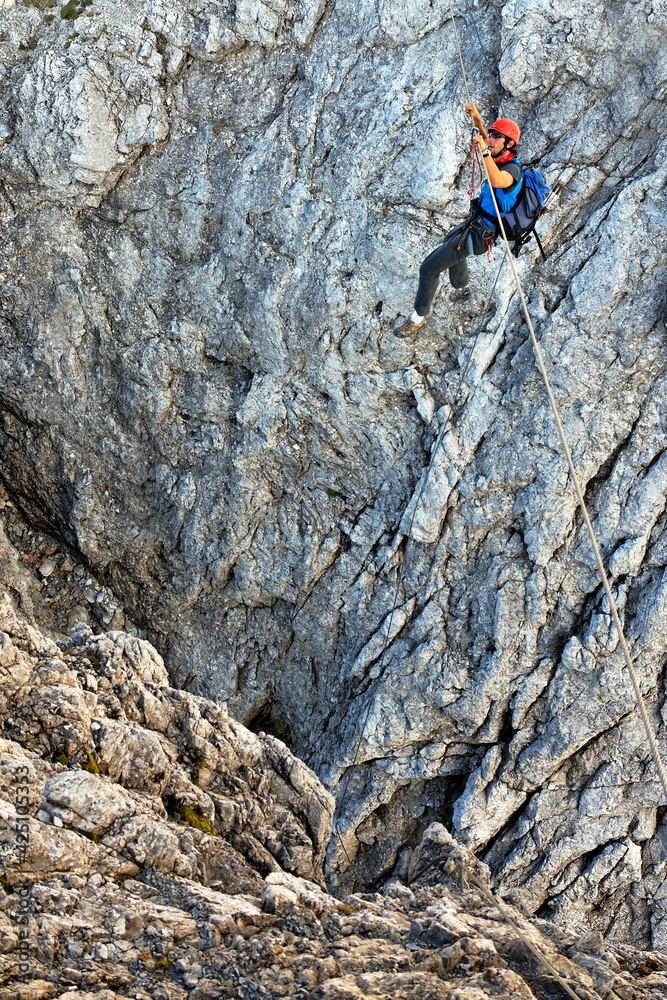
[414,218,496,316]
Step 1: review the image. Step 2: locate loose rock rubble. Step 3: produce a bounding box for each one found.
[0,590,333,893]
[0,484,136,639]
[0,593,666,999]
[2,0,667,938]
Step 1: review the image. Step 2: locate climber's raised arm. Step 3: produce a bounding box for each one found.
[464,101,486,139]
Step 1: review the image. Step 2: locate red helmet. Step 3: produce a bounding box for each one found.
[490,118,520,146]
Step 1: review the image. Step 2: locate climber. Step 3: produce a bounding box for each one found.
[393,102,523,339]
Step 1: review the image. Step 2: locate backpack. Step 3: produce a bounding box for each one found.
[478,166,552,260]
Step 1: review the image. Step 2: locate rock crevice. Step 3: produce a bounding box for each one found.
[1,0,667,948]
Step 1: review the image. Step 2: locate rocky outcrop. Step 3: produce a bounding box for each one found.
[0,592,665,1000]
[0,592,333,892]
[1,0,667,945]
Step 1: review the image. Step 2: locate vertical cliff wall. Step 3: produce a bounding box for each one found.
[1,0,667,944]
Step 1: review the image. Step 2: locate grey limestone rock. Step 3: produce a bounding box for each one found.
[0,592,664,999]
[0,591,334,888]
[1,0,667,950]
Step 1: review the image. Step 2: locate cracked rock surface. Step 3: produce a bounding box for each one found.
[1,0,667,948]
[0,591,333,890]
[0,597,664,1000]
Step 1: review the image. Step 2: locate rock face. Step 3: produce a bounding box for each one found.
[1,0,667,947]
[0,592,334,890]
[0,483,137,637]
[0,596,665,1000]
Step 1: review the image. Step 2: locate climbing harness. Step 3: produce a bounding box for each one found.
[455,217,474,253]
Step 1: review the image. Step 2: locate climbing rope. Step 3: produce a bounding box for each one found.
[434,855,619,1000]
[464,868,617,1000]
[406,849,621,1000]
[336,0,667,884]
[409,853,610,1000]
[448,1,472,104]
[477,146,667,806]
[461,0,505,116]
[411,846,630,1000]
